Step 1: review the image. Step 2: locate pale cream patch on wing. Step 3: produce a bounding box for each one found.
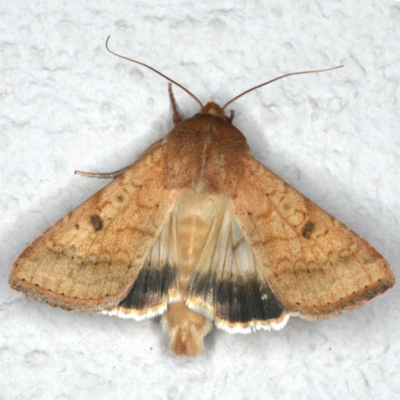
[185,200,288,332]
[102,209,180,320]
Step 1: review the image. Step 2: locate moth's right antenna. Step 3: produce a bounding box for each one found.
[222,66,344,110]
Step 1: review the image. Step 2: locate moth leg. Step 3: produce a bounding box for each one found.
[75,166,130,178]
[168,83,182,125]
[229,109,235,122]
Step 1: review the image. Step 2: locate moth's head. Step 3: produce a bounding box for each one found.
[199,102,227,121]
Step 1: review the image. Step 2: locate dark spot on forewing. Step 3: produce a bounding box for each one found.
[90,214,103,231]
[302,221,315,239]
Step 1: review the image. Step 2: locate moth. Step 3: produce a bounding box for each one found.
[9,38,395,356]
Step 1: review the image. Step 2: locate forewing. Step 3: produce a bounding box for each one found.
[232,157,395,319]
[9,142,179,312]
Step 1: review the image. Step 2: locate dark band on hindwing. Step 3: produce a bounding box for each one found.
[119,262,178,310]
[188,271,285,324]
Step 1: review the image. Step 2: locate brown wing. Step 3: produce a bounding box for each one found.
[232,157,395,319]
[9,140,180,312]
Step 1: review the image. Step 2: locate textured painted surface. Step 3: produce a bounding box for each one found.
[1,1,399,399]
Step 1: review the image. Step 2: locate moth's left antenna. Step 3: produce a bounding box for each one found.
[106,36,203,108]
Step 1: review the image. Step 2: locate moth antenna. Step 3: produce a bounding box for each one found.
[222,65,343,110]
[106,36,203,108]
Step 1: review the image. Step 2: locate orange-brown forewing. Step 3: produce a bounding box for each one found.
[232,156,395,319]
[9,140,179,312]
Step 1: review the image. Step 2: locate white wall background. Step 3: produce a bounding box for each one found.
[1,1,400,399]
